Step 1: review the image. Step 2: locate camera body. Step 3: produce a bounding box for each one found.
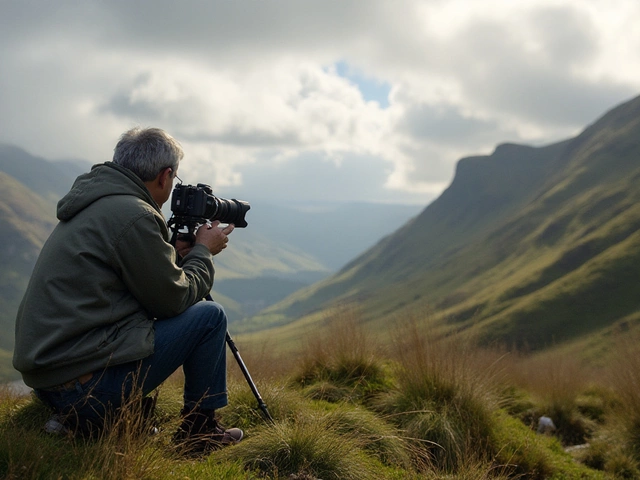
[170,183,250,229]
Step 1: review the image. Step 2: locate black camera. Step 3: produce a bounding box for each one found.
[170,183,250,228]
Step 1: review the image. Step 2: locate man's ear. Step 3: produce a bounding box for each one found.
[158,167,173,189]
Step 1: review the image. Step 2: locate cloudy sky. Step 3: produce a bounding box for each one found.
[1,0,639,206]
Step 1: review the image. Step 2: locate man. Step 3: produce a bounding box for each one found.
[13,127,243,451]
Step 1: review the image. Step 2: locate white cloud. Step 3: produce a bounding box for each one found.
[0,0,639,206]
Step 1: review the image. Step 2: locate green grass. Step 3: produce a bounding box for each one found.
[3,312,638,479]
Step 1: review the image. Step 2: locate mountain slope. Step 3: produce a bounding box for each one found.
[245,94,640,355]
[0,172,57,376]
[0,144,86,203]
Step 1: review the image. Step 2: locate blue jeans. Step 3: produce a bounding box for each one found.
[35,301,229,430]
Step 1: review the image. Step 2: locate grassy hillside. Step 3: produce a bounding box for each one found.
[243,94,640,360]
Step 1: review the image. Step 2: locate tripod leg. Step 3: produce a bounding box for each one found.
[202,294,273,423]
[226,332,274,424]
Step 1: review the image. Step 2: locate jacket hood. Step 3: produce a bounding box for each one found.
[57,162,160,221]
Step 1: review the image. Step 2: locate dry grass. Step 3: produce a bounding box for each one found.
[227,332,299,384]
[499,349,599,445]
[0,390,174,480]
[292,306,393,404]
[504,350,592,406]
[591,331,640,475]
[608,332,640,423]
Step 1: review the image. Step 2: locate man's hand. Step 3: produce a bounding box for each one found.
[175,234,195,259]
[195,221,235,255]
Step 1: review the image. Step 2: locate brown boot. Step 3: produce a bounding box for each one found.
[173,407,243,454]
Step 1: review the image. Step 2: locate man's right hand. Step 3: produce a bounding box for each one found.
[195,221,235,256]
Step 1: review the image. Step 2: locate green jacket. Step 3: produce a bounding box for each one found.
[13,162,215,389]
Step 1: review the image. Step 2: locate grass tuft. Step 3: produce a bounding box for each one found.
[216,414,385,479]
[372,316,505,472]
[292,306,394,404]
[322,404,413,469]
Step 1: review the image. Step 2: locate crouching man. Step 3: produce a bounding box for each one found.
[13,127,242,452]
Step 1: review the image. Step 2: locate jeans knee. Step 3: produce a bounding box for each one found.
[193,300,227,330]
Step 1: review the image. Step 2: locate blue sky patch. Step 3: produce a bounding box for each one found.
[334,61,391,109]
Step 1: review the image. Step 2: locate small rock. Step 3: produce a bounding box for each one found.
[537,415,556,434]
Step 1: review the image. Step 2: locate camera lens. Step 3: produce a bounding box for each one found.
[211,198,250,228]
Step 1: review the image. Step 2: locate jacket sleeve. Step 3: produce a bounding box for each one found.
[112,210,215,319]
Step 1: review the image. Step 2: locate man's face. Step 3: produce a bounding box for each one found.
[152,166,178,208]
[162,168,180,206]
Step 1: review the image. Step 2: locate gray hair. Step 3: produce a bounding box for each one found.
[112,127,184,181]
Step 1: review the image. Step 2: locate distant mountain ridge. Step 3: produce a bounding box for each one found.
[246,94,640,358]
